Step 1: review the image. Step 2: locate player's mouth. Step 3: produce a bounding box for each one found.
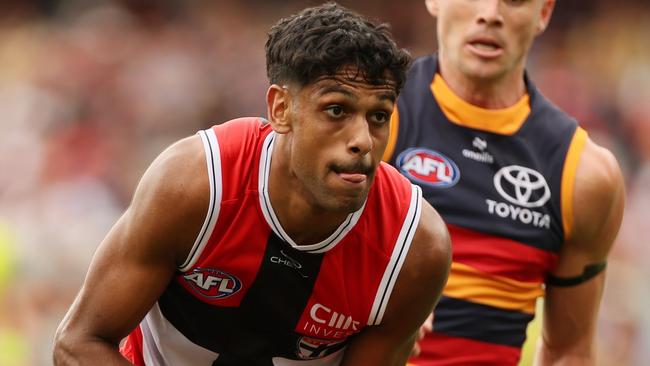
[331,162,372,186]
[466,37,503,58]
[337,172,367,184]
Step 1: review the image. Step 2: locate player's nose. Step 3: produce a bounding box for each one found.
[346,115,373,156]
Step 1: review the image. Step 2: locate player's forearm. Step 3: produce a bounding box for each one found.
[534,339,595,366]
[341,329,416,366]
[53,332,131,366]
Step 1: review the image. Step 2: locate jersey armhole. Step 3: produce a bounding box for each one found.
[560,127,588,241]
[178,128,222,272]
[367,184,423,325]
[382,107,400,163]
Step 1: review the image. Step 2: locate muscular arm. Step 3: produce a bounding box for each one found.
[53,136,209,365]
[342,201,452,366]
[535,138,625,366]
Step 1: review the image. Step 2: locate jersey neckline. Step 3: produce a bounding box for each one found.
[430,73,531,135]
[257,132,367,253]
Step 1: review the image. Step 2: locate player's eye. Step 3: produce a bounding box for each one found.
[504,0,528,5]
[369,111,390,125]
[324,105,345,118]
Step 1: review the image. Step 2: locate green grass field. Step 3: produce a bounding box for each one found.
[519,298,544,366]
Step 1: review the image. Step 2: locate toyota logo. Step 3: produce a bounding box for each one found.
[493,165,550,208]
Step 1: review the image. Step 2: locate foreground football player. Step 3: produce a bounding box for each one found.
[53,3,451,366]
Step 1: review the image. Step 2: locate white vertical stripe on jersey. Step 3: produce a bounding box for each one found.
[179,128,223,272]
[367,184,423,325]
[141,302,219,365]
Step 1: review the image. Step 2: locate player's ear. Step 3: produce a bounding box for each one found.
[424,0,438,18]
[266,84,292,134]
[536,0,555,34]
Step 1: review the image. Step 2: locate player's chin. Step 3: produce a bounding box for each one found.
[324,190,368,213]
[342,188,371,211]
[468,62,507,80]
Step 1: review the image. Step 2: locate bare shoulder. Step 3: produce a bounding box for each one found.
[568,137,625,258]
[340,199,451,365]
[136,134,207,201]
[405,201,452,286]
[126,134,210,265]
[384,200,451,323]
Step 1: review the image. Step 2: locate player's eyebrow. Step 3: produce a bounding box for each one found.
[315,85,396,103]
[316,85,357,99]
[377,92,396,103]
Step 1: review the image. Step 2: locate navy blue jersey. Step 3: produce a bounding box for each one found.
[387,55,587,365]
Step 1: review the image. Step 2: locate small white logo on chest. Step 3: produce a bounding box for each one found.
[462,136,494,164]
[473,137,487,151]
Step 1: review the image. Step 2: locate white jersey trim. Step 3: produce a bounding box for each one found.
[179,129,222,272]
[367,184,422,325]
[141,302,219,365]
[258,132,366,253]
[271,349,344,366]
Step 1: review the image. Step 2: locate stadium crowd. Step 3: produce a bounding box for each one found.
[0,1,648,365]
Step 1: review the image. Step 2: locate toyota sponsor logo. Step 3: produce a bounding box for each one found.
[485,199,550,229]
[493,165,550,208]
[396,148,460,188]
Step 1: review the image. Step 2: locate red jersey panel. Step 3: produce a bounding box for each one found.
[121,117,423,365]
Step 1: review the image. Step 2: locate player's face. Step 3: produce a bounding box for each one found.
[286,68,396,213]
[427,0,554,82]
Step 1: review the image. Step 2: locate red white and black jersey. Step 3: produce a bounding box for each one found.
[120,117,423,366]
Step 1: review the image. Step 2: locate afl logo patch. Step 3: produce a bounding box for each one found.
[183,267,242,299]
[397,148,460,188]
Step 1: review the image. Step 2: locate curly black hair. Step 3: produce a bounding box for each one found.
[265,2,411,93]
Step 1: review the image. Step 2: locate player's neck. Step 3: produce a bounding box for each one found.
[439,59,526,109]
[268,140,351,246]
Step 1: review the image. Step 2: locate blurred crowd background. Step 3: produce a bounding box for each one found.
[0,0,648,365]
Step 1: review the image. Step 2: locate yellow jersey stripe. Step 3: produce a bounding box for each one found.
[560,127,588,241]
[382,107,400,162]
[430,74,530,135]
[443,262,544,314]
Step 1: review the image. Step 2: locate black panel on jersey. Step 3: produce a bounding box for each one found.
[391,54,578,253]
[158,233,326,365]
[433,296,534,347]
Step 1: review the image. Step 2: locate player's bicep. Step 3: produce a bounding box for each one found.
[554,139,624,274]
[540,138,625,356]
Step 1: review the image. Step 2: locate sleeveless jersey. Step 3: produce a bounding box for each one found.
[386,55,587,365]
[120,117,423,366]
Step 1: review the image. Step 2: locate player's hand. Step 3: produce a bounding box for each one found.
[410,313,433,357]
